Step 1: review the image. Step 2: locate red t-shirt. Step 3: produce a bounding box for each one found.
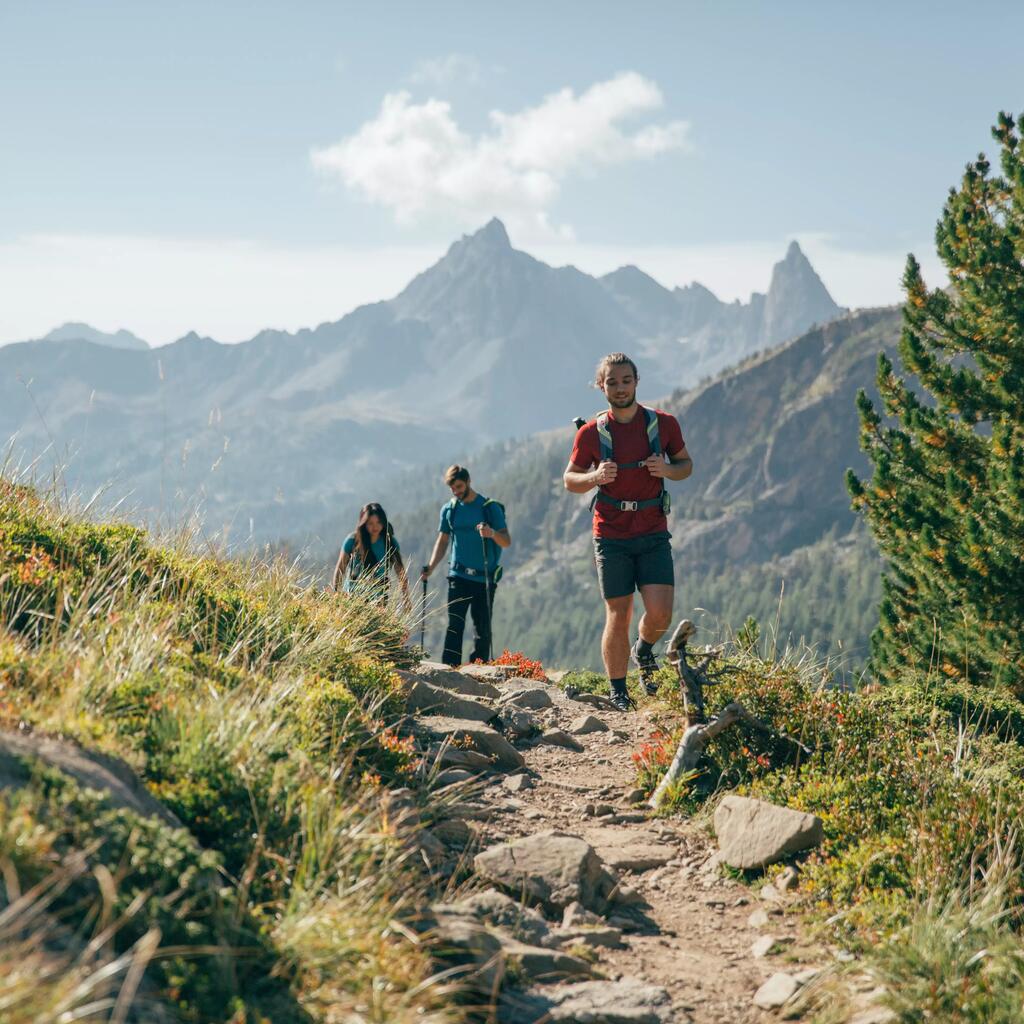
[570,407,685,539]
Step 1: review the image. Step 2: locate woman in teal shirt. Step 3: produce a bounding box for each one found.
[332,502,411,609]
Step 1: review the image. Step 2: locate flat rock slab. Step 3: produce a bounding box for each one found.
[539,729,585,752]
[583,827,676,872]
[569,692,615,710]
[437,889,551,946]
[460,664,517,683]
[415,662,502,698]
[502,707,540,738]
[714,795,823,869]
[753,971,800,1009]
[0,729,180,828]
[474,830,617,913]
[500,978,674,1024]
[397,674,497,722]
[501,939,593,981]
[501,688,554,710]
[415,717,525,770]
[504,773,534,793]
[552,924,625,949]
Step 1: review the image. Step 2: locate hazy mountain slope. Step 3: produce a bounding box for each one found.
[0,220,843,541]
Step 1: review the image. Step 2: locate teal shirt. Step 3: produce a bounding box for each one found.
[342,532,399,593]
[438,495,506,582]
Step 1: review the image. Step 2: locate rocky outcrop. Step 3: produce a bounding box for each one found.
[413,716,526,770]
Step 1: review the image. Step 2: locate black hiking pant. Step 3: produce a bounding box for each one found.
[442,575,497,666]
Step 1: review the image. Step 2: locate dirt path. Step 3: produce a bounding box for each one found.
[419,666,837,1023]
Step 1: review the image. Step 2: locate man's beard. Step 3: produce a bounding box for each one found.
[609,393,636,409]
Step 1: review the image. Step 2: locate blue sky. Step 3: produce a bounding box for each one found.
[2,1,1021,344]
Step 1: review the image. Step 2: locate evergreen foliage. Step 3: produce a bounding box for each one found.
[847,112,1024,689]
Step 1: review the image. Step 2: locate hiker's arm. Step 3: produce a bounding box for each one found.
[421,533,450,579]
[332,550,350,591]
[643,443,693,482]
[563,459,616,493]
[478,524,511,549]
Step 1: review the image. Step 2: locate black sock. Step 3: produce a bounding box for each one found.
[637,637,654,658]
[610,676,627,695]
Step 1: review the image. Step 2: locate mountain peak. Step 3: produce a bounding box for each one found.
[463,217,511,250]
[762,242,843,346]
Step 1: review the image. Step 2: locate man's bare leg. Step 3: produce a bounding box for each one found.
[602,594,633,679]
[637,584,674,647]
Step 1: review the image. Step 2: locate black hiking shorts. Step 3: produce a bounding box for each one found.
[593,530,674,600]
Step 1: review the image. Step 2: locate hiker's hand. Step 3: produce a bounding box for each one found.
[420,566,432,581]
[477,523,495,539]
[643,454,668,478]
[594,460,617,485]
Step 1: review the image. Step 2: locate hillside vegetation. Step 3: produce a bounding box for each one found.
[0,477,463,1023]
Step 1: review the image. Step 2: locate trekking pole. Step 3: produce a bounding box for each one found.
[420,566,428,652]
[481,531,493,662]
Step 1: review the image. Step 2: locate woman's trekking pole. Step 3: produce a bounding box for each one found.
[420,567,428,652]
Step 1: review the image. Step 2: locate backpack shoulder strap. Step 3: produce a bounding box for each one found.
[443,497,458,532]
[643,406,662,457]
[596,412,614,463]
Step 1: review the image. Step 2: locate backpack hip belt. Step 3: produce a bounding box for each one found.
[451,561,503,583]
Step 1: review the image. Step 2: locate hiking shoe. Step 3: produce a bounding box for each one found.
[609,689,637,713]
[631,639,660,696]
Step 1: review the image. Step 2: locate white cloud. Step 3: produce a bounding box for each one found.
[407,53,484,87]
[310,72,689,239]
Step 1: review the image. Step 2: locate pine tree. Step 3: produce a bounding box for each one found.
[847,112,1024,690]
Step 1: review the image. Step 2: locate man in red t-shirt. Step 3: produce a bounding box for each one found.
[564,353,693,711]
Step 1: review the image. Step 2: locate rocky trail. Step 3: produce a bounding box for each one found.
[399,662,892,1024]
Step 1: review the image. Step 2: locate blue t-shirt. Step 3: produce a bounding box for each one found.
[438,494,507,582]
[342,532,399,593]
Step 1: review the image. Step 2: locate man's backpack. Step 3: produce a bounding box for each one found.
[592,406,671,515]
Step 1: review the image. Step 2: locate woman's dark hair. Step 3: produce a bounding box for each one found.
[353,502,403,575]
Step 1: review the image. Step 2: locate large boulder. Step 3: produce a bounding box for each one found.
[397,674,497,723]
[414,662,501,698]
[500,979,674,1023]
[714,795,823,869]
[474,831,617,914]
[414,716,525,770]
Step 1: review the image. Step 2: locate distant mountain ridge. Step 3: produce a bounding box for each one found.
[0,220,843,540]
[36,322,150,351]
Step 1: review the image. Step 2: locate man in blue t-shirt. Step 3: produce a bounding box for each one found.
[421,464,511,665]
